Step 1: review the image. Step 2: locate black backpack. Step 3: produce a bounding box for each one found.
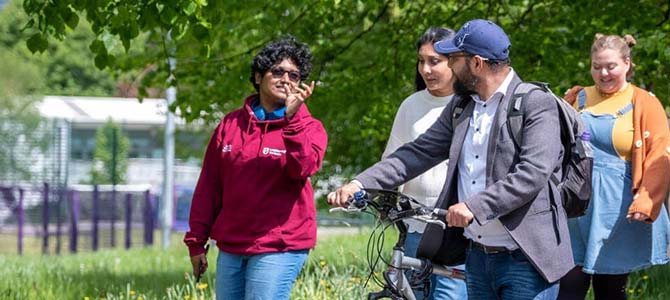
[507,82,593,218]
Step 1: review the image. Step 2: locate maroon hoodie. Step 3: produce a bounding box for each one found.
[184,95,328,256]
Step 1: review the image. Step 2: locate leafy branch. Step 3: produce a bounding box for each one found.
[315,0,392,80]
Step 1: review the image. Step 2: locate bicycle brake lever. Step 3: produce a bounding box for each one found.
[329,206,364,213]
[410,216,446,229]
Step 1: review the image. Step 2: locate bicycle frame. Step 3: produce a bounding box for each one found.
[368,221,417,300]
[368,217,465,300]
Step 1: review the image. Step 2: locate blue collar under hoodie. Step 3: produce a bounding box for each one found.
[250,97,286,120]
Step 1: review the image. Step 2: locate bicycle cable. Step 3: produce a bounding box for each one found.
[364,216,386,288]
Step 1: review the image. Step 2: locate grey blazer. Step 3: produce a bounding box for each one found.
[356,74,574,283]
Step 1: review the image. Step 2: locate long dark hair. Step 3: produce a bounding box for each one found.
[414,27,456,91]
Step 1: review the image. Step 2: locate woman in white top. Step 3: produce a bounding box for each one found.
[382,27,467,300]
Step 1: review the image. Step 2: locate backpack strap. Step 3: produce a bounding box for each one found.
[506,82,549,150]
[451,95,470,121]
[577,89,587,111]
[508,83,562,190]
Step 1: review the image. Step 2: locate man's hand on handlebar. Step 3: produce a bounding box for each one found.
[327,182,361,207]
[446,202,474,227]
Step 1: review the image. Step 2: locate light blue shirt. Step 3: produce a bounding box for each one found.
[458,69,518,249]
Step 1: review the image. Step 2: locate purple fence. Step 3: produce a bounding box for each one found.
[0,184,158,255]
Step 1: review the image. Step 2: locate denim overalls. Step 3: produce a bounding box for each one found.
[568,90,670,274]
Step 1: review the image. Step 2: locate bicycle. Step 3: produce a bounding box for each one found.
[329,188,465,300]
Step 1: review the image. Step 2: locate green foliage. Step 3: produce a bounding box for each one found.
[0,0,125,97]
[21,0,211,70]
[89,119,130,185]
[20,0,670,181]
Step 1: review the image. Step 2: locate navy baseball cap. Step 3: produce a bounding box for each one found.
[434,19,511,60]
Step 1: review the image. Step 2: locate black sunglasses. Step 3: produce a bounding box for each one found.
[269,67,301,82]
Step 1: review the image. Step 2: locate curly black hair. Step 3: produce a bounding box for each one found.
[249,36,313,92]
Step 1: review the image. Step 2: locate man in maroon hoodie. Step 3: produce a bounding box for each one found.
[184,36,328,300]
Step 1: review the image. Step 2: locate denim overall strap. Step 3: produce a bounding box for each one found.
[615,103,633,117]
[580,112,616,159]
[580,101,633,159]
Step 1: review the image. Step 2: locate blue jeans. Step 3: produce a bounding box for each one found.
[405,232,468,300]
[215,250,308,300]
[465,244,559,300]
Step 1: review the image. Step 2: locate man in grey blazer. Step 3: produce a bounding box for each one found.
[328,19,574,300]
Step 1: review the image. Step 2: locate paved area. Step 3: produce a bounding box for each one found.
[317,226,366,236]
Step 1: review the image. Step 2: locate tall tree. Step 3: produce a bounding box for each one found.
[89,119,130,185]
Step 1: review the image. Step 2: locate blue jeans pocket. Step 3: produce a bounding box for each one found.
[510,250,530,265]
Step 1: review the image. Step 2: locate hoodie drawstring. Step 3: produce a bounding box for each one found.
[246,111,254,135]
[257,122,271,156]
[241,111,255,145]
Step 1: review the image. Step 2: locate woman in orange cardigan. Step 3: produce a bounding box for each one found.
[558,34,670,300]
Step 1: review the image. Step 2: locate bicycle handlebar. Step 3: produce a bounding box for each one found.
[433,207,448,219]
[329,189,447,229]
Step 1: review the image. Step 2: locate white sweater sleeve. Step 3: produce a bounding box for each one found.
[382,103,409,159]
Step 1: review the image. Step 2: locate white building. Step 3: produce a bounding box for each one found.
[35,95,201,191]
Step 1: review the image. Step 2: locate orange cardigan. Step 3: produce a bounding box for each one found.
[565,85,670,222]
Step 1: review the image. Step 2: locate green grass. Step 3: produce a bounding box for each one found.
[618,266,670,300]
[0,230,669,300]
[0,229,395,300]
[0,242,190,300]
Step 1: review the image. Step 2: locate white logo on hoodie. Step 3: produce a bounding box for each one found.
[263,147,286,156]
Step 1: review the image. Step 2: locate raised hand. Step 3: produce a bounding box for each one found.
[284,81,315,119]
